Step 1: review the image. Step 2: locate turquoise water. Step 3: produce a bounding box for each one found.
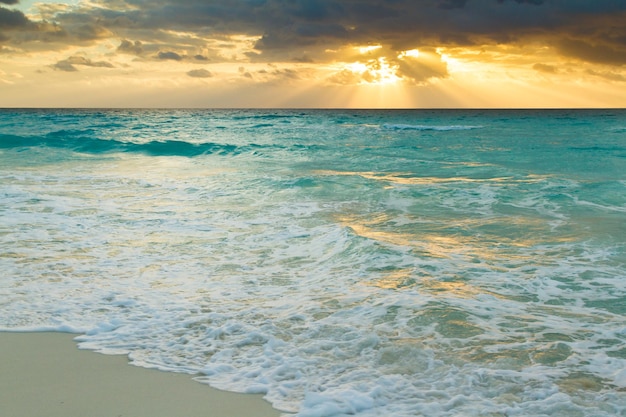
[1,109,625,416]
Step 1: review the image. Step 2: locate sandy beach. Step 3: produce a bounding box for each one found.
[0,332,282,417]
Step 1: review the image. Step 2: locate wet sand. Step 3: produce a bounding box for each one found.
[0,332,282,417]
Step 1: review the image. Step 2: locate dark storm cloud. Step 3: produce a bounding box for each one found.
[117,39,144,55]
[5,0,626,68]
[52,55,115,71]
[0,6,29,29]
[157,51,183,60]
[1,4,112,47]
[438,0,468,10]
[0,0,19,4]
[74,0,624,63]
[72,23,112,41]
[557,38,626,66]
[497,0,544,5]
[187,68,213,78]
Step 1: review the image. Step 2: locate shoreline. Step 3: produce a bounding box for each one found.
[0,332,282,417]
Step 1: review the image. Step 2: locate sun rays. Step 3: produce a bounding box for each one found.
[1,1,625,107]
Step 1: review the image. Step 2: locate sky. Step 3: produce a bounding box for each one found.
[1,0,625,108]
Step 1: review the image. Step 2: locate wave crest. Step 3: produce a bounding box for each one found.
[382,123,483,131]
[0,132,240,157]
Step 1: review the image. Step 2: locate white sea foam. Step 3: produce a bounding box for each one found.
[1,109,625,416]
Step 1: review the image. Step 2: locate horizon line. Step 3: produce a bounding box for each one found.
[1,107,625,111]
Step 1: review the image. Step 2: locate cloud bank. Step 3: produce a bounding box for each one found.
[1,0,625,108]
[2,1,624,66]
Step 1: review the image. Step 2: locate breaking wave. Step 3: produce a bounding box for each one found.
[382,123,483,131]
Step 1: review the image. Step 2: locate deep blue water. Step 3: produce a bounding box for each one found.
[1,109,625,416]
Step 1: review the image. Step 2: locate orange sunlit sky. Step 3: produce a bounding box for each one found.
[1,0,625,108]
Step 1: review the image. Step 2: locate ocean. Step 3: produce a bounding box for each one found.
[1,109,625,416]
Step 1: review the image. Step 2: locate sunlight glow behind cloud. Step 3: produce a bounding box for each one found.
[0,0,625,107]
